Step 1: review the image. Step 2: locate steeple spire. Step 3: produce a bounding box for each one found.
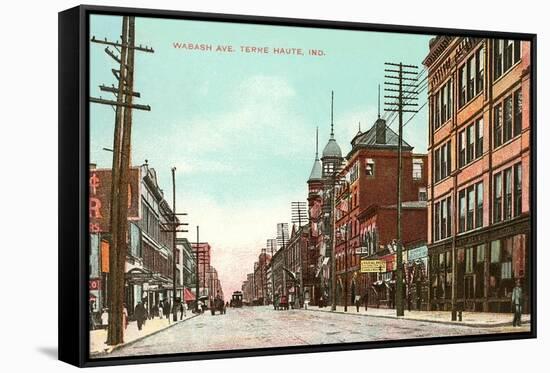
[315,126,319,160]
[377,84,381,119]
[330,90,334,138]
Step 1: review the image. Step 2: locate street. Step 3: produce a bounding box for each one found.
[108,306,525,357]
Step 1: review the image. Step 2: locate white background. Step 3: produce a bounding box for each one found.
[0,0,546,371]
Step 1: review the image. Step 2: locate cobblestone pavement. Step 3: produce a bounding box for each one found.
[106,306,529,358]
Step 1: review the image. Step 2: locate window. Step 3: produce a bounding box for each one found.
[493,173,502,223]
[494,39,521,80]
[459,118,483,168]
[365,159,374,176]
[434,149,440,181]
[434,196,452,241]
[475,118,484,158]
[467,186,475,231]
[435,142,451,182]
[494,39,503,79]
[459,190,466,233]
[447,198,452,237]
[434,201,440,241]
[467,125,475,163]
[465,247,474,273]
[459,47,484,108]
[476,48,484,92]
[413,159,423,180]
[504,96,513,143]
[491,240,501,263]
[459,131,466,167]
[504,168,513,220]
[513,89,522,137]
[494,104,503,148]
[432,80,453,130]
[419,187,427,202]
[476,182,484,228]
[467,56,475,100]
[459,66,467,107]
[324,162,335,176]
[441,200,447,238]
[514,163,522,217]
[476,244,485,264]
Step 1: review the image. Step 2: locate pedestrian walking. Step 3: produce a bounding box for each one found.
[511,279,523,327]
[180,301,187,320]
[89,300,97,330]
[134,302,147,331]
[101,308,109,327]
[355,294,361,312]
[122,303,129,330]
[163,299,171,323]
[364,290,369,311]
[158,302,163,319]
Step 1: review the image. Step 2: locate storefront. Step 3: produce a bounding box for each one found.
[404,245,429,311]
[428,218,530,313]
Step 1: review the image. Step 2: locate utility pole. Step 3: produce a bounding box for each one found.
[292,201,307,306]
[277,223,289,296]
[384,62,419,317]
[159,168,188,321]
[268,239,277,304]
[90,16,154,346]
[195,226,200,313]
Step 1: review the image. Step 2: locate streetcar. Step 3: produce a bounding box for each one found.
[230,291,243,308]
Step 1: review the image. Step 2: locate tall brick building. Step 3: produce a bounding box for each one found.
[334,118,428,309]
[424,37,531,313]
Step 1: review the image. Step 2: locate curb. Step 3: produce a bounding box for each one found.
[91,313,200,357]
[303,308,531,328]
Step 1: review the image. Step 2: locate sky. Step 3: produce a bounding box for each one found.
[89,14,433,298]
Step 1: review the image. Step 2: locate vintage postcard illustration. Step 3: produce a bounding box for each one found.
[86,14,533,358]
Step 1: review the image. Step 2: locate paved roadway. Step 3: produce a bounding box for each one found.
[108,306,525,357]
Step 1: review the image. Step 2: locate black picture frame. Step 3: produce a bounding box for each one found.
[58,4,537,368]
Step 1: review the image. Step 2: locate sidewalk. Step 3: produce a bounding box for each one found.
[90,312,198,356]
[304,305,531,328]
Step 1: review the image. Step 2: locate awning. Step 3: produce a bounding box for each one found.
[183,288,195,301]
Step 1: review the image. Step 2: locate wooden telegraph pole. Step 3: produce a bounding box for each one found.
[384,62,419,317]
[90,16,154,345]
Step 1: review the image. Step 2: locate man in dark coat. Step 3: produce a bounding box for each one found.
[511,279,523,327]
[163,299,171,323]
[134,302,147,331]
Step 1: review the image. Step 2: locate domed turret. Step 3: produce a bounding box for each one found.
[308,127,322,182]
[321,91,343,178]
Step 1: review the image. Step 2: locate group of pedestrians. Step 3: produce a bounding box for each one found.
[133,299,189,331]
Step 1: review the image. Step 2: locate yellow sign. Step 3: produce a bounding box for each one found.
[360,260,386,273]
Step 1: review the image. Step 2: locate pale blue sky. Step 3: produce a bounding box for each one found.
[89,14,432,295]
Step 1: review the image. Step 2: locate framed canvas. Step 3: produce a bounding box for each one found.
[58,4,537,367]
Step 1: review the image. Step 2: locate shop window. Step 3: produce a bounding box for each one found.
[465,247,474,273]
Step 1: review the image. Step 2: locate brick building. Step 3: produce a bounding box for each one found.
[333,118,428,309]
[253,250,271,305]
[424,36,531,313]
[193,242,211,298]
